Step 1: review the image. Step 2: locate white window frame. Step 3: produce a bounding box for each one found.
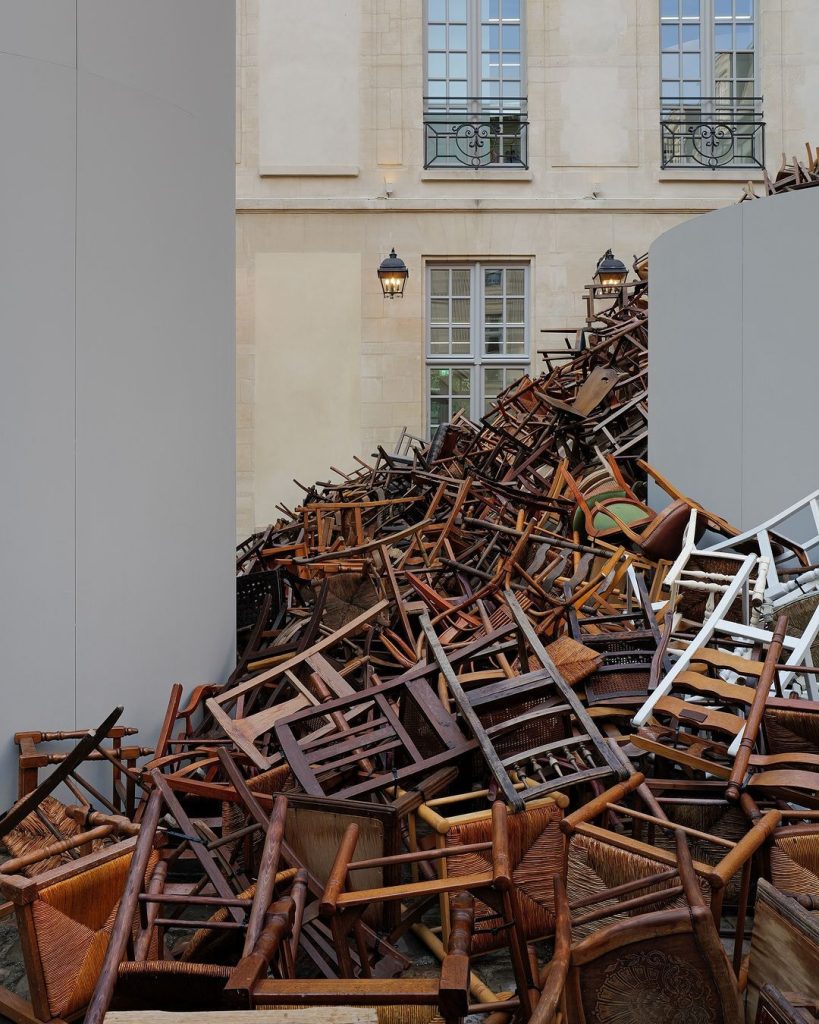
[424,0,527,106]
[659,0,760,104]
[425,261,531,434]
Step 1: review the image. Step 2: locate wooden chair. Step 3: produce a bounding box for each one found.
[755,984,819,1023]
[561,770,780,974]
[702,486,819,598]
[419,593,626,810]
[319,800,537,1019]
[744,881,819,1023]
[565,569,666,707]
[273,671,474,801]
[561,455,694,561]
[14,721,149,818]
[538,833,745,1024]
[0,832,145,1024]
[83,771,304,1024]
[171,748,419,980]
[1,708,125,844]
[409,784,568,950]
[225,893,475,1024]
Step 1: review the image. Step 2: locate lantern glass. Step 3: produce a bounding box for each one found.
[593,249,628,296]
[378,248,409,298]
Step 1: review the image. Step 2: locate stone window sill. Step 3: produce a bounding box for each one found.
[659,168,765,183]
[421,169,533,182]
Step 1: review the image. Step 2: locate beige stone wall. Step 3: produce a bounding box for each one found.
[235,0,819,536]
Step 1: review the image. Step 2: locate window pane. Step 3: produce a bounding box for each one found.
[681,24,699,49]
[502,24,520,49]
[449,79,468,97]
[449,0,467,20]
[428,80,447,97]
[682,80,699,97]
[485,269,503,295]
[662,53,680,79]
[428,53,447,78]
[736,79,754,99]
[429,368,449,396]
[452,269,471,294]
[430,398,448,428]
[430,269,449,296]
[483,52,500,77]
[482,0,499,18]
[452,397,470,416]
[506,268,525,293]
[682,53,700,78]
[451,297,470,322]
[430,299,449,323]
[484,368,504,394]
[449,24,467,49]
[484,327,503,354]
[661,0,678,17]
[485,297,503,323]
[430,331,448,355]
[428,25,446,49]
[661,25,679,50]
[428,0,446,22]
[506,297,524,322]
[735,52,754,77]
[483,25,500,51]
[715,0,732,16]
[735,23,754,49]
[714,23,732,49]
[502,0,521,18]
[714,52,732,78]
[449,52,468,78]
[452,327,471,354]
[506,328,525,354]
[735,0,753,17]
[452,368,471,395]
[682,0,699,17]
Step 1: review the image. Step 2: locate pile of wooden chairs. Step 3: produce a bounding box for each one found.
[5,267,819,1024]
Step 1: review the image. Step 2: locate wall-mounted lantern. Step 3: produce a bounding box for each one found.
[593,249,628,295]
[378,248,409,298]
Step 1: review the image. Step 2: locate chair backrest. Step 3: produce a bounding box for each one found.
[746,880,819,1023]
[567,903,743,1024]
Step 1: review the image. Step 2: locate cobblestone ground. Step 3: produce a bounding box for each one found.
[0,895,26,1024]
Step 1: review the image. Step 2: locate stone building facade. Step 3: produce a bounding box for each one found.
[236,0,819,536]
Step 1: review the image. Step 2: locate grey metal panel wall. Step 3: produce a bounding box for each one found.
[649,206,744,524]
[0,2,235,808]
[649,187,819,530]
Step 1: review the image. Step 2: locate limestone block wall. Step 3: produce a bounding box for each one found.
[235,0,819,535]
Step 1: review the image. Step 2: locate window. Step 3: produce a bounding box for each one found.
[660,0,763,169]
[426,264,529,433]
[424,0,528,169]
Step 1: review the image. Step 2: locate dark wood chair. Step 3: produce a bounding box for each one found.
[225,893,475,1024]
[537,832,744,1024]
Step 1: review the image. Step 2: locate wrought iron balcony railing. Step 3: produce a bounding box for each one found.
[661,97,764,170]
[423,97,528,169]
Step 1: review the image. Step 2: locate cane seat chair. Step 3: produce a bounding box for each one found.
[0,834,152,1024]
[561,771,780,971]
[410,785,569,950]
[540,834,745,1024]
